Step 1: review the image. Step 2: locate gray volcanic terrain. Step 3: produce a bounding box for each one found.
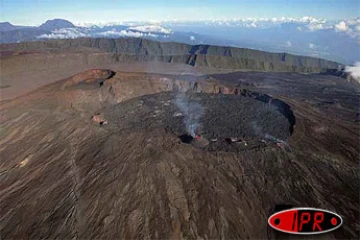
[0,40,359,239]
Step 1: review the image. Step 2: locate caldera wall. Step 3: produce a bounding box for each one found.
[57,69,296,135]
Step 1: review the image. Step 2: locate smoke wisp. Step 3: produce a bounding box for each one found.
[252,121,288,145]
[175,92,204,137]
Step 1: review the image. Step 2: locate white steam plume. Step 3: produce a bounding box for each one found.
[175,92,204,137]
[345,62,360,84]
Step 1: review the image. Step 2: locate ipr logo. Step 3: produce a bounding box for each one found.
[268,207,342,235]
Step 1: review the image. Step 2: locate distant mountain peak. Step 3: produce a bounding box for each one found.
[39,19,75,30]
[0,22,13,26]
[0,22,22,31]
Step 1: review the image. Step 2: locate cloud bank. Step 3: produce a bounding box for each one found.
[201,17,360,41]
[38,28,89,39]
[345,62,360,81]
[97,29,160,38]
[128,25,172,34]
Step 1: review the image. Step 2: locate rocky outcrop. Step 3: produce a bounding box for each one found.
[62,69,115,88]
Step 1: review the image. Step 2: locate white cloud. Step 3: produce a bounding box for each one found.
[97,29,159,38]
[248,22,257,28]
[345,62,360,80]
[189,35,195,41]
[335,21,349,32]
[202,16,328,30]
[128,25,172,34]
[77,21,126,27]
[333,19,360,41]
[307,23,325,31]
[299,16,319,23]
[297,17,331,32]
[75,22,98,27]
[346,18,360,25]
[37,28,88,39]
[286,41,292,47]
[309,43,316,49]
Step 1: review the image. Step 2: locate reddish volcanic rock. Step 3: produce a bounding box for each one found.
[92,113,108,125]
[193,135,210,147]
[62,69,115,89]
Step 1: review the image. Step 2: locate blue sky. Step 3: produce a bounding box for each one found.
[1,0,359,25]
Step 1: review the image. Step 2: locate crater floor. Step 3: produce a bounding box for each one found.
[103,92,291,151]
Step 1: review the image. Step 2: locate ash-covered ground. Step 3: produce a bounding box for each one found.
[103,92,290,151]
[1,69,359,239]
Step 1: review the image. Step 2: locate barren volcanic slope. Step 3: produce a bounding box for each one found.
[0,66,359,239]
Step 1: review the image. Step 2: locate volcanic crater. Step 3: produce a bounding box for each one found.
[102,92,293,152]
